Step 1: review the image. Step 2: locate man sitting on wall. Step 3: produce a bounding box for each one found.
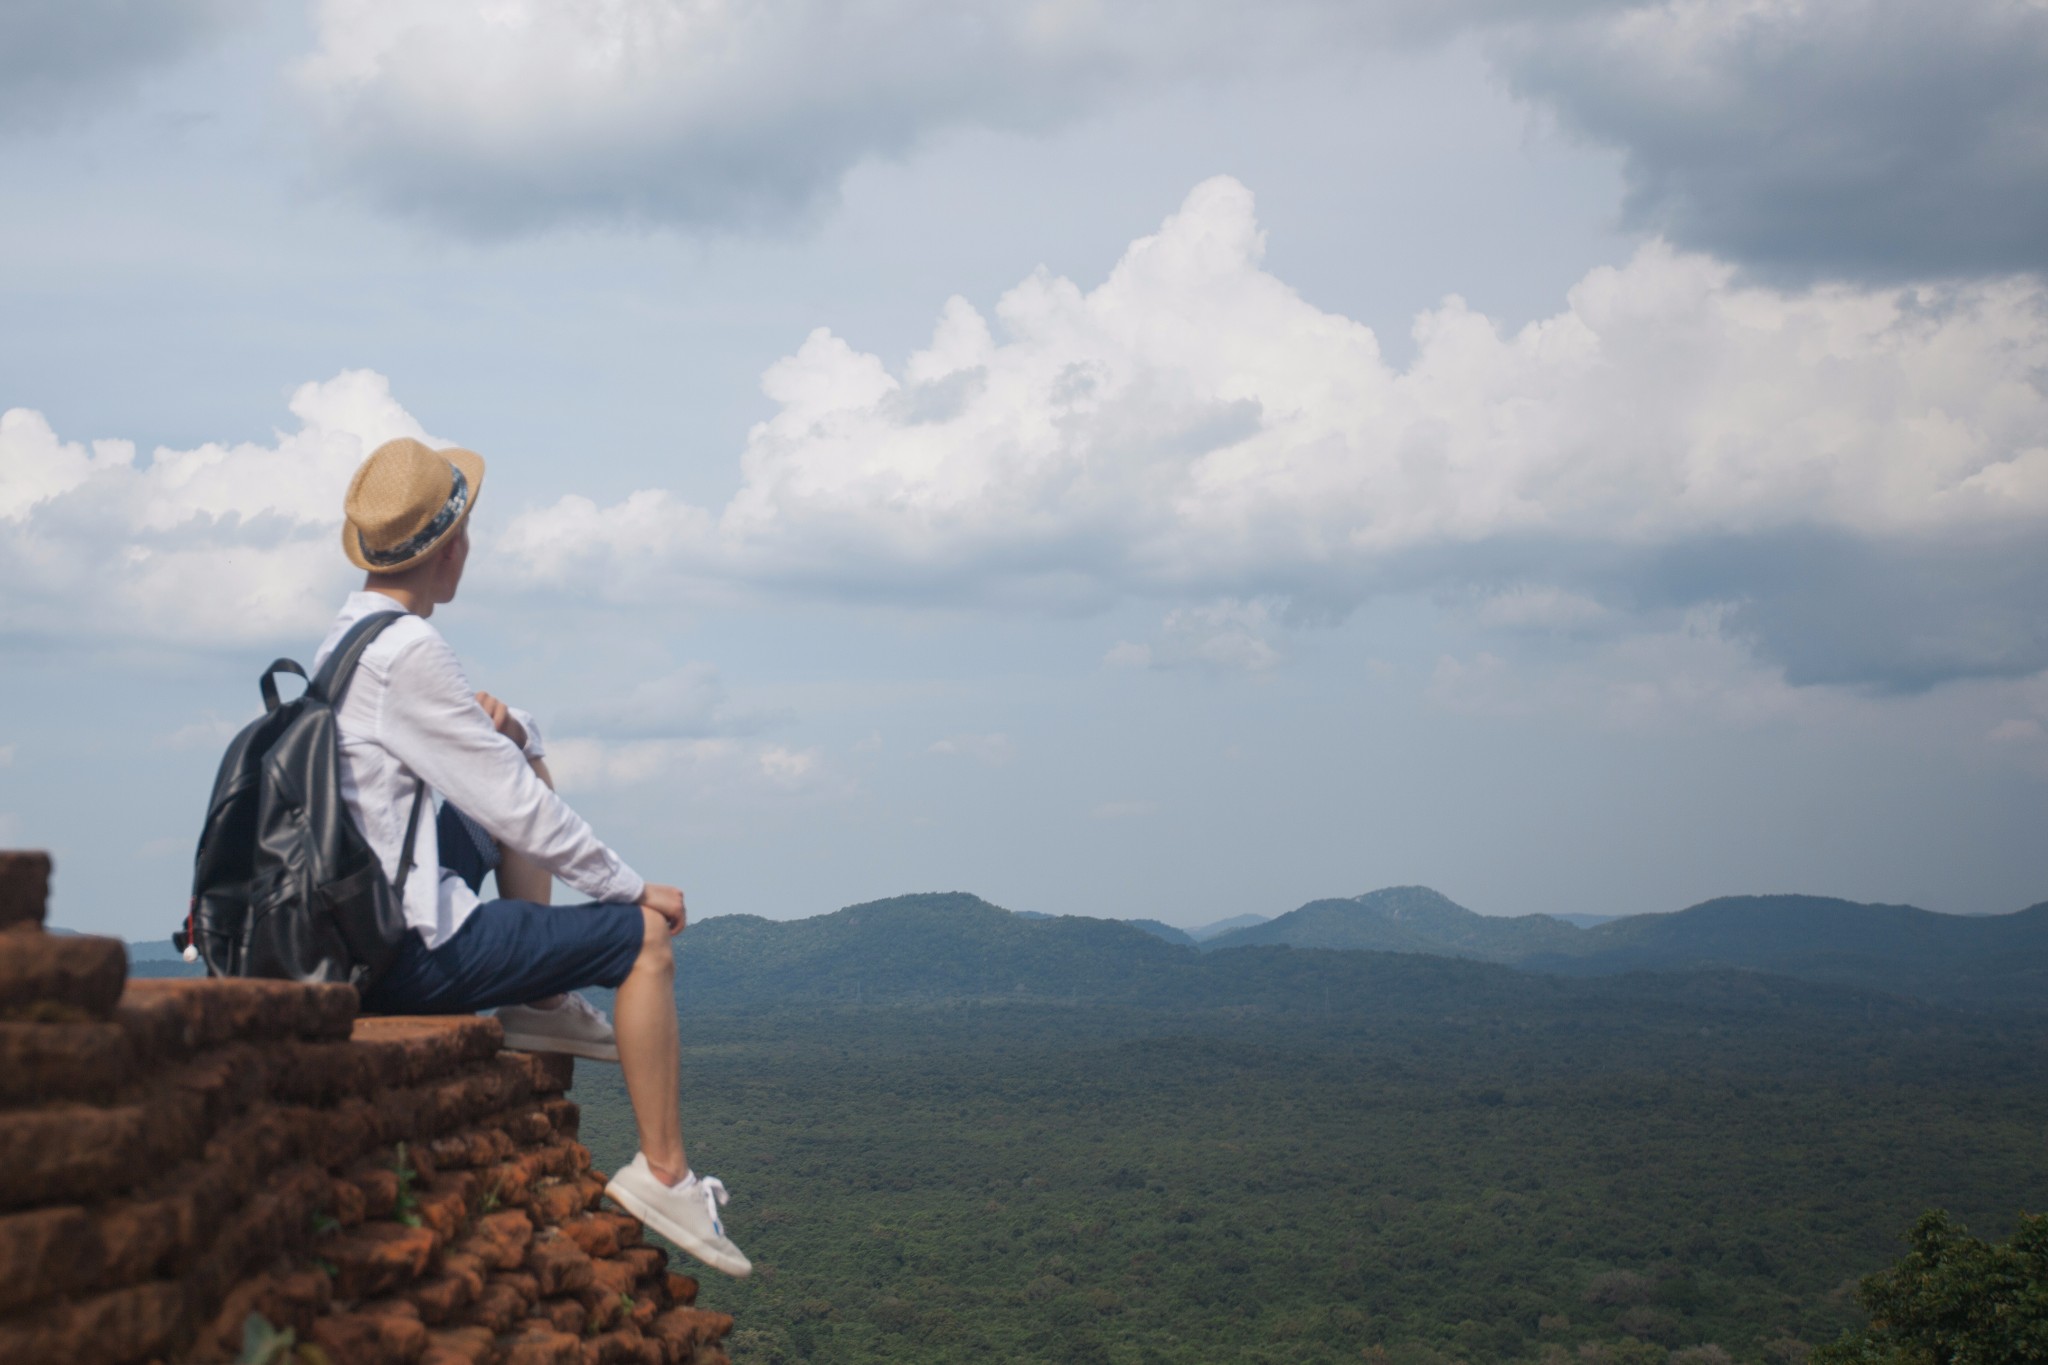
[316,436,748,1277]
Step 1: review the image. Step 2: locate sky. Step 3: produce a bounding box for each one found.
[4,0,2047,941]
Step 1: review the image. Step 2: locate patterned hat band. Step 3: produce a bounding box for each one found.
[359,463,470,568]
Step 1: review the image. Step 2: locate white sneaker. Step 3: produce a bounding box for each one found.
[495,992,619,1062]
[604,1155,752,1278]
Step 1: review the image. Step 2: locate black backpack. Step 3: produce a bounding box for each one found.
[174,611,427,990]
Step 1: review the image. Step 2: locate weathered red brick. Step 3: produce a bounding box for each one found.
[536,1297,589,1334]
[503,1325,585,1365]
[649,1306,734,1356]
[527,1232,595,1297]
[0,931,125,1018]
[321,1220,440,1300]
[540,1096,581,1140]
[423,1323,499,1364]
[581,1328,665,1365]
[471,1277,532,1333]
[457,1208,534,1272]
[309,1301,431,1365]
[0,1018,128,1104]
[559,1213,627,1260]
[0,1278,185,1365]
[663,1273,698,1307]
[616,1245,667,1286]
[530,1179,585,1228]
[0,1205,95,1312]
[119,977,357,1050]
[500,1048,576,1096]
[0,1102,148,1209]
[197,1267,333,1358]
[352,1014,504,1081]
[0,851,51,930]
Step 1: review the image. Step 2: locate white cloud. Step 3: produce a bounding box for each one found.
[1493,0,2048,279]
[0,370,437,644]
[928,732,1014,765]
[496,175,2048,685]
[0,0,260,132]
[292,0,1439,234]
[13,179,2048,691]
[558,663,781,739]
[1108,598,1282,674]
[547,735,846,803]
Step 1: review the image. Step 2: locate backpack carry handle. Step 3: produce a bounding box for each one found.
[260,660,308,714]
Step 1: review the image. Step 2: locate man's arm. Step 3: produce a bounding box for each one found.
[379,633,646,907]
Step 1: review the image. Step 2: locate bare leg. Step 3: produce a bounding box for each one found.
[616,906,687,1183]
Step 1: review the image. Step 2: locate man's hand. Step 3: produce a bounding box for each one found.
[640,883,686,936]
[474,691,529,750]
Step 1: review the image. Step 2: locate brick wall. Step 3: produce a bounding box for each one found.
[0,853,735,1365]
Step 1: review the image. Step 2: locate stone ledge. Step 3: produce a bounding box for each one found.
[0,931,126,1018]
[0,852,734,1365]
[0,852,49,931]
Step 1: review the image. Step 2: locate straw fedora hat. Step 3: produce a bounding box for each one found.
[342,438,487,574]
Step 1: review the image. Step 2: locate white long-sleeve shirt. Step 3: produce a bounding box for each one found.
[312,593,645,949]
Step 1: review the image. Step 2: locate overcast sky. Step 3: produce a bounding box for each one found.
[5,0,2046,940]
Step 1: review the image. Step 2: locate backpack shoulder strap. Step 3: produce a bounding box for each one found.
[311,608,413,709]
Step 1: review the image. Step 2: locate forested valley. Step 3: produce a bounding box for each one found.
[566,897,2048,1364]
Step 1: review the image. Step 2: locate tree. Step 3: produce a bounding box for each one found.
[1812,1210,2048,1364]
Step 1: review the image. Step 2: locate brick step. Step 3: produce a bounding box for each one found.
[0,1018,128,1105]
[0,931,126,1019]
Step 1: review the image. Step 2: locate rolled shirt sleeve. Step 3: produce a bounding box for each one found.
[506,704,547,760]
[380,635,644,906]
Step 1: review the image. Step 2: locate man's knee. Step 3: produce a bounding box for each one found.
[635,908,674,970]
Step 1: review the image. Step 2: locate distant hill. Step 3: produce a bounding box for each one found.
[1187,913,1268,942]
[1521,894,2048,1012]
[1138,885,2048,1011]
[1203,886,1584,961]
[1125,918,1196,945]
[663,890,2037,1037]
[1545,912,1621,929]
[118,885,2048,1014]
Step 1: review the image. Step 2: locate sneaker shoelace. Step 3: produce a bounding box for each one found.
[561,993,610,1029]
[685,1172,731,1238]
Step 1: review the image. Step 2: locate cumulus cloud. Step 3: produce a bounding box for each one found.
[556,663,784,739]
[285,0,2048,279]
[0,370,436,645]
[546,735,846,803]
[0,0,259,131]
[1107,598,1283,673]
[1493,0,2048,280]
[928,732,1014,765]
[289,0,1589,234]
[295,0,1270,232]
[498,176,2048,690]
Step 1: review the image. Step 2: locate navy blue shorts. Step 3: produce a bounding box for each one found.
[359,802,645,1015]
